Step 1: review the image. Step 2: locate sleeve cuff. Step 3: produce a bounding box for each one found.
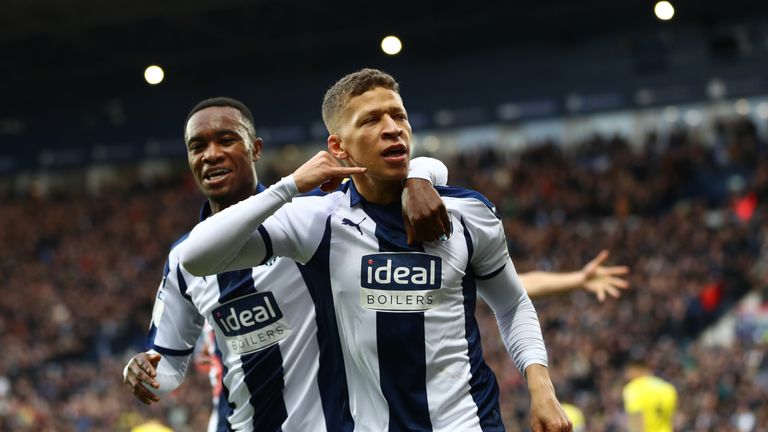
[407,157,448,186]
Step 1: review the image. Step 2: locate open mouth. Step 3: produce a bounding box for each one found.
[203,168,231,182]
[381,144,407,158]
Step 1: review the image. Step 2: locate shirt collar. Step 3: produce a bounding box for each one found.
[348,179,364,207]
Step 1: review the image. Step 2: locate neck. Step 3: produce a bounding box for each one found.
[351,173,402,204]
[208,199,228,214]
[627,368,649,381]
[209,174,260,214]
[208,187,258,214]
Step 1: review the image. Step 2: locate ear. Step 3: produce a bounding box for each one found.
[327,134,347,159]
[251,137,264,161]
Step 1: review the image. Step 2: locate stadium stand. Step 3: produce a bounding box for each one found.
[1,111,766,431]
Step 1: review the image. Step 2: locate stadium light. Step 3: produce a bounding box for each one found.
[144,65,165,85]
[422,135,440,152]
[756,102,768,120]
[734,99,750,116]
[662,106,679,123]
[654,1,675,21]
[381,36,403,55]
[684,109,702,126]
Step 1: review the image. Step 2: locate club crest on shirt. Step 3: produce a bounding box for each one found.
[360,253,443,312]
[151,288,166,328]
[211,292,291,355]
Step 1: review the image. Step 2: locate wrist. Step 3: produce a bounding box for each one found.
[408,156,448,186]
[525,363,554,393]
[275,175,300,200]
[402,177,433,187]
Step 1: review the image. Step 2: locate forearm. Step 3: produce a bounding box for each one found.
[180,176,299,276]
[519,271,584,300]
[478,261,548,374]
[495,294,549,373]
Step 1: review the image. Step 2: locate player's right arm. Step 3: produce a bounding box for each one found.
[123,351,162,405]
[180,151,365,276]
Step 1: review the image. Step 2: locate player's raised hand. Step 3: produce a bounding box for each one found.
[580,250,630,302]
[123,352,162,405]
[401,178,451,244]
[292,151,367,193]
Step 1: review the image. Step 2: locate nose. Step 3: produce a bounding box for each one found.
[202,143,224,163]
[381,115,403,140]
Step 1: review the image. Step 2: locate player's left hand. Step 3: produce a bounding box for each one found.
[401,178,450,244]
[580,250,630,302]
[530,390,572,432]
[526,364,572,432]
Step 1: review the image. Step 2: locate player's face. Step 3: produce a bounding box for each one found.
[185,106,262,208]
[333,87,411,182]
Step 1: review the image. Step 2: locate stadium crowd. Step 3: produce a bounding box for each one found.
[1,115,767,431]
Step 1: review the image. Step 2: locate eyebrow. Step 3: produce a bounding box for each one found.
[187,128,243,142]
[357,106,406,119]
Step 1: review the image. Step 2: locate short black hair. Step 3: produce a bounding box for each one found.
[185,97,256,139]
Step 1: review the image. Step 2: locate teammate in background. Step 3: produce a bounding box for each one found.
[130,419,174,432]
[179,69,572,431]
[193,321,224,432]
[121,96,450,431]
[622,358,678,432]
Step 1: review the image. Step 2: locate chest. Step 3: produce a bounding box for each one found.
[326,207,472,311]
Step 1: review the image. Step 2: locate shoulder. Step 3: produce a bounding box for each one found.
[622,377,642,397]
[164,231,191,268]
[265,190,345,235]
[436,185,500,219]
[169,231,191,251]
[657,377,677,395]
[292,189,345,208]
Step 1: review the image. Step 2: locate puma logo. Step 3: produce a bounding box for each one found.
[342,217,366,235]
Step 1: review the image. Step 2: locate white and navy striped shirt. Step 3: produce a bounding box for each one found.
[180,177,548,431]
[146,184,352,432]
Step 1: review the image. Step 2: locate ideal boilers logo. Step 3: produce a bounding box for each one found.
[360,253,443,311]
[212,292,291,355]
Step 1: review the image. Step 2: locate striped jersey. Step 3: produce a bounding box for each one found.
[180,178,548,431]
[145,185,352,432]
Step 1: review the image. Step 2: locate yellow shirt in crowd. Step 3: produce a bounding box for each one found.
[622,375,677,432]
[561,402,586,432]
